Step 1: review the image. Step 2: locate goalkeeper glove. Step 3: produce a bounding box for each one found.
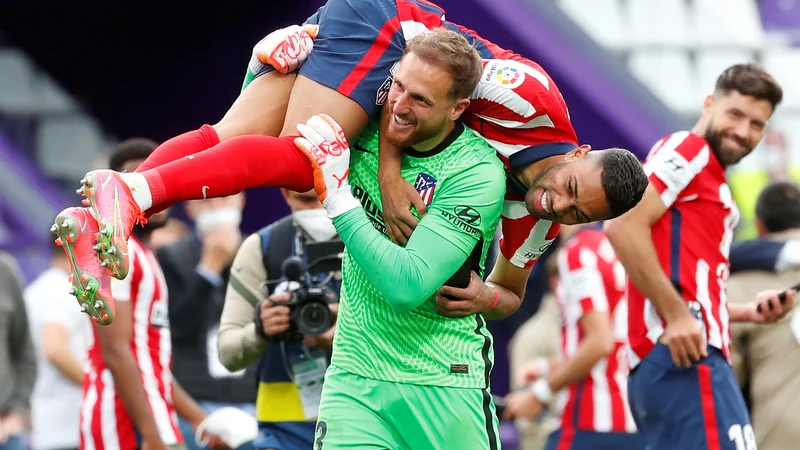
[249,24,318,76]
[294,114,361,219]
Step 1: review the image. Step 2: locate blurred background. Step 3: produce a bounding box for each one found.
[0,0,798,446]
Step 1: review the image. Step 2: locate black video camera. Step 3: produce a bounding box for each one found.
[268,249,341,342]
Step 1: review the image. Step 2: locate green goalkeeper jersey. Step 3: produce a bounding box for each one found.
[330,121,506,389]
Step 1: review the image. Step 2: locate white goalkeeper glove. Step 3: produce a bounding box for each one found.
[249,24,318,76]
[294,114,361,219]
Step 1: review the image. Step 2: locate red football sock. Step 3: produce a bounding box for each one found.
[135,124,220,173]
[140,135,314,210]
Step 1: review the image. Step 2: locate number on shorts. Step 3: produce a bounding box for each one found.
[728,424,757,450]
[314,421,328,450]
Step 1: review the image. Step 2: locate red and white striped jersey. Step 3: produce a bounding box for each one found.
[80,236,181,450]
[396,5,574,269]
[627,131,737,369]
[456,28,575,269]
[555,228,636,434]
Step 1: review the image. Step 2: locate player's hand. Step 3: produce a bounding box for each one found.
[259,293,293,338]
[748,288,795,323]
[661,310,708,368]
[303,303,339,349]
[502,389,545,421]
[252,24,318,75]
[435,271,494,318]
[192,420,230,450]
[294,114,360,218]
[380,174,428,246]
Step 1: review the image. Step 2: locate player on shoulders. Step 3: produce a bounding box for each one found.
[53,0,647,324]
[605,64,794,450]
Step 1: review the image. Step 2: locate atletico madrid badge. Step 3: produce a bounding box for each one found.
[414,172,437,206]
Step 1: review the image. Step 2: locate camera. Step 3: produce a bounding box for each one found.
[267,250,341,341]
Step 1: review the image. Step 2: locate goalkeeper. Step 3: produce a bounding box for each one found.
[293,30,505,450]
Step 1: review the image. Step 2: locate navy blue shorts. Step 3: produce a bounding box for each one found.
[628,343,753,450]
[544,429,647,450]
[256,0,445,119]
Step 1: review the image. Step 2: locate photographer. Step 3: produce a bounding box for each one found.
[218,189,339,450]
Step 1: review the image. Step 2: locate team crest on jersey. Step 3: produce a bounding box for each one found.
[376,61,400,105]
[482,60,526,89]
[414,172,437,205]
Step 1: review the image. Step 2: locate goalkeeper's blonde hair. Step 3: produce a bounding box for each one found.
[404,28,483,101]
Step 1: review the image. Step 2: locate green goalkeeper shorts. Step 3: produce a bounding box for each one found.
[312,364,501,450]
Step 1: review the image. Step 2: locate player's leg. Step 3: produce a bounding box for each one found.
[702,350,756,450]
[278,0,417,140]
[135,71,296,173]
[386,383,501,450]
[70,0,409,285]
[313,365,400,449]
[627,343,745,450]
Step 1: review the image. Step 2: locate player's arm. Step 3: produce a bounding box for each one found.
[95,298,163,446]
[604,185,680,318]
[218,233,269,372]
[378,106,430,245]
[436,253,528,320]
[172,381,227,450]
[335,160,506,313]
[605,135,710,367]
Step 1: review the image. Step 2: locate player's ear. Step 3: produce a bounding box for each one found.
[451,98,470,121]
[564,145,591,161]
[703,94,715,113]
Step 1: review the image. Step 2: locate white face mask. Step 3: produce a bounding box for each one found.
[195,207,243,236]
[293,208,338,242]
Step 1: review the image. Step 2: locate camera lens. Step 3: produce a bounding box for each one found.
[295,301,333,337]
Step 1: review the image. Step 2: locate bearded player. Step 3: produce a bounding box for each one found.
[52,0,647,324]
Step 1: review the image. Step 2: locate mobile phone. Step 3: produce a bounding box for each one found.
[756,281,800,313]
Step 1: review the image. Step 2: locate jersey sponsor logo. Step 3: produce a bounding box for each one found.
[441,210,479,238]
[352,141,373,154]
[650,150,692,194]
[351,184,388,236]
[414,173,437,205]
[454,205,481,226]
[482,60,526,89]
[150,300,169,328]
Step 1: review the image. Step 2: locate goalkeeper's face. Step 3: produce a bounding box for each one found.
[384,53,470,150]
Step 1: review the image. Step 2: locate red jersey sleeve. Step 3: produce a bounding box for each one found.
[643,131,711,209]
[498,197,561,269]
[558,231,610,317]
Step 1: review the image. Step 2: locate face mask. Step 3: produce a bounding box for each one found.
[195,207,242,236]
[293,208,338,242]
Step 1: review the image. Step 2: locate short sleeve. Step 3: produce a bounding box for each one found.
[498,200,560,268]
[644,131,711,208]
[558,241,609,317]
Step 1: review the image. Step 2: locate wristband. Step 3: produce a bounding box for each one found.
[530,378,554,403]
[484,286,500,312]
